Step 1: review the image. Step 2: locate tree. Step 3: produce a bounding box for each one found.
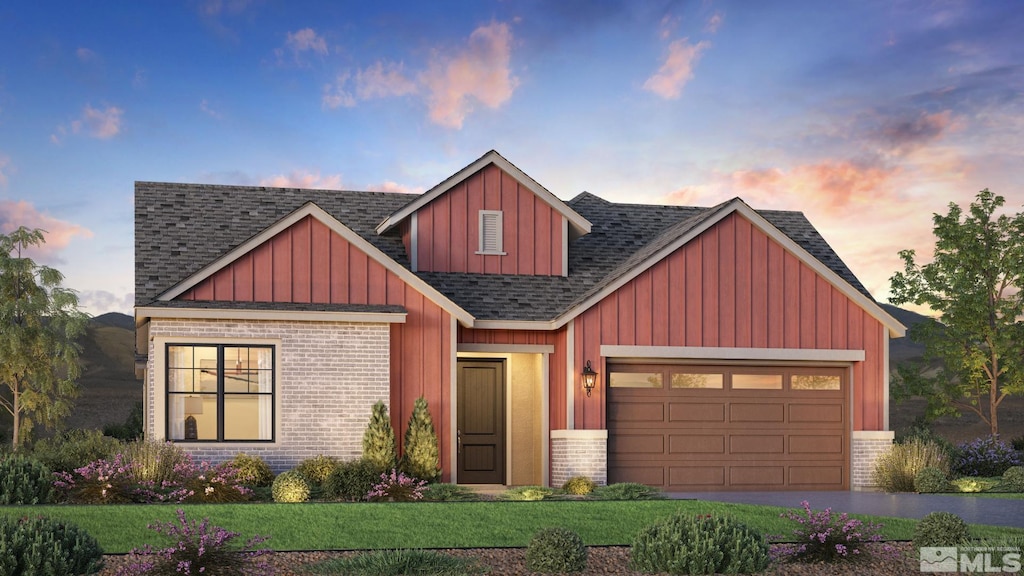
[362,400,396,470]
[0,227,88,449]
[401,396,440,482]
[889,190,1024,436]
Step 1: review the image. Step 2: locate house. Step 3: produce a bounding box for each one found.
[134,150,905,491]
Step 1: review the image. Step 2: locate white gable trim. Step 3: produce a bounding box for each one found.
[551,199,906,338]
[156,203,475,325]
[375,150,592,237]
[137,306,407,324]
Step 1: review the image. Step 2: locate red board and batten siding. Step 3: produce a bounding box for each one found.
[573,212,887,432]
[178,215,455,480]
[415,164,565,276]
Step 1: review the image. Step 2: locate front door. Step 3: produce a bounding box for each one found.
[457,359,506,484]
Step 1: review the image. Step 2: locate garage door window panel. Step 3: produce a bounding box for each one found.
[609,371,663,388]
[671,372,723,389]
[791,374,841,391]
[732,373,783,390]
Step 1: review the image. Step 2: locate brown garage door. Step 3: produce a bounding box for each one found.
[608,364,849,491]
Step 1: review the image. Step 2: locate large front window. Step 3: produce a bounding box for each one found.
[166,344,274,442]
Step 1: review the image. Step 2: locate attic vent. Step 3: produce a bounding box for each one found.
[477,210,506,255]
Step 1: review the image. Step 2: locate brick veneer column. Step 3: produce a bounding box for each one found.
[550,429,608,487]
[851,430,895,490]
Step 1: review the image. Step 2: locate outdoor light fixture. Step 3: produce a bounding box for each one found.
[184,396,203,440]
[582,360,598,397]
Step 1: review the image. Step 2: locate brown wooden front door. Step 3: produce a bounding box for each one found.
[457,359,506,484]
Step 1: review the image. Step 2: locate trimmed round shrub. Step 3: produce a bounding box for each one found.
[271,470,311,503]
[0,515,104,575]
[324,458,383,501]
[296,454,340,486]
[231,452,274,487]
[872,438,949,492]
[526,527,588,573]
[630,513,770,575]
[1001,466,1024,492]
[953,436,1022,477]
[914,512,970,549]
[914,467,951,493]
[590,482,664,501]
[0,455,54,505]
[562,476,597,496]
[29,429,123,474]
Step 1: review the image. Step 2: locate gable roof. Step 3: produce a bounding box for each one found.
[374,150,592,238]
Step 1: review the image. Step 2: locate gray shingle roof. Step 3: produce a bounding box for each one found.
[135,182,873,322]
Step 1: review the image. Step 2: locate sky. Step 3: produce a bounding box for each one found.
[0,1,1022,318]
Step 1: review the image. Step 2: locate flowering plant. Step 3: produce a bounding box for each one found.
[775,500,888,562]
[116,509,270,575]
[953,435,1022,477]
[365,469,427,502]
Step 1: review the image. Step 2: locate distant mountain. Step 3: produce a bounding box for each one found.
[90,312,134,330]
[880,303,932,366]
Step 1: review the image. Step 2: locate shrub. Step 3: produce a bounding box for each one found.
[121,440,191,485]
[914,512,970,549]
[367,469,428,502]
[401,396,440,482]
[232,453,274,487]
[590,482,664,501]
[421,483,479,502]
[914,467,951,493]
[103,401,144,441]
[630,513,770,575]
[895,423,957,459]
[324,458,384,501]
[54,453,137,504]
[778,500,885,562]
[498,485,555,501]
[271,470,310,503]
[1000,466,1024,492]
[562,476,597,495]
[306,549,484,575]
[872,438,949,492]
[363,400,397,471]
[526,527,588,573]
[953,436,1023,477]
[1011,435,1024,452]
[117,508,269,576]
[0,515,104,576]
[0,455,54,504]
[29,428,123,474]
[295,454,339,487]
[951,477,999,493]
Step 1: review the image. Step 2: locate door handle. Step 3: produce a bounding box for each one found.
[457,430,462,455]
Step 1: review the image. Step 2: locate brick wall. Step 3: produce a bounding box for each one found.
[851,431,895,490]
[146,318,390,472]
[550,430,608,487]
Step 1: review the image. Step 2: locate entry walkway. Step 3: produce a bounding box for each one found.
[667,491,1024,528]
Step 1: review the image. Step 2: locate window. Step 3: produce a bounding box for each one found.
[671,372,724,389]
[166,344,274,442]
[791,374,841,391]
[732,373,783,389]
[477,210,506,254]
[609,372,663,388]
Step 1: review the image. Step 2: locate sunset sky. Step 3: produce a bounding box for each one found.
[0,1,1021,317]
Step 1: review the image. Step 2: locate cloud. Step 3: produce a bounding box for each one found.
[658,14,681,40]
[259,171,343,189]
[876,110,955,156]
[643,38,710,99]
[53,104,124,142]
[356,61,417,100]
[199,99,222,119]
[419,22,519,128]
[0,155,11,187]
[0,200,93,260]
[277,27,328,65]
[76,47,98,63]
[706,12,724,33]
[78,290,135,316]
[322,73,356,109]
[366,181,423,195]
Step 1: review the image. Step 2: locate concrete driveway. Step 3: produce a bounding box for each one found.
[668,491,1024,528]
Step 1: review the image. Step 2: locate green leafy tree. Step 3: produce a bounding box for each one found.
[401,396,440,482]
[889,190,1024,436]
[0,227,88,449]
[362,400,396,470]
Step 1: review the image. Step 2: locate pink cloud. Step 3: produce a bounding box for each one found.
[0,200,93,259]
[322,73,356,109]
[420,22,519,129]
[76,47,98,63]
[729,160,901,214]
[877,110,956,157]
[284,28,327,60]
[706,12,724,33]
[259,171,343,189]
[366,181,423,195]
[357,61,417,100]
[54,104,123,142]
[643,38,710,99]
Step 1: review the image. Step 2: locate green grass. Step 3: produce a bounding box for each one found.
[2,501,1021,553]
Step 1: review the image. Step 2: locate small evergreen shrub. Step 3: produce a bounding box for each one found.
[914,467,951,493]
[562,476,597,495]
[951,477,999,493]
[103,401,144,441]
[914,512,970,549]
[29,429,123,474]
[590,482,664,500]
[231,453,274,487]
[401,396,440,482]
[296,454,339,486]
[0,455,54,504]
[421,482,479,501]
[525,527,588,573]
[0,515,104,576]
[777,500,885,562]
[324,458,384,501]
[1000,466,1024,492]
[117,508,269,576]
[872,438,949,492]
[363,400,397,471]
[271,470,310,503]
[498,485,554,501]
[366,469,428,502]
[1011,435,1024,452]
[630,513,770,575]
[953,436,1022,477]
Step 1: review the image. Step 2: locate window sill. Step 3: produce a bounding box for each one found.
[474,251,507,256]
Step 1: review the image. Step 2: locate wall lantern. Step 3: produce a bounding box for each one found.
[581,360,598,397]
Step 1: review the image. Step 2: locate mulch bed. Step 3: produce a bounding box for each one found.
[98,542,924,575]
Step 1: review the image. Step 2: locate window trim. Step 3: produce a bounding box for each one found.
[476,210,507,255]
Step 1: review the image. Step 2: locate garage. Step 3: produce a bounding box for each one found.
[607,363,849,491]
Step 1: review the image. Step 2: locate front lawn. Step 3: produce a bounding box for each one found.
[4,500,1022,553]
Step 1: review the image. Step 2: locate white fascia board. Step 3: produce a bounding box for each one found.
[472,319,556,331]
[375,150,592,237]
[600,345,866,363]
[155,203,475,326]
[137,306,407,324]
[457,343,555,354]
